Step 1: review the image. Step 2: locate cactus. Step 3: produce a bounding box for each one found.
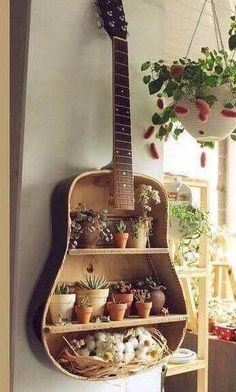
[54,283,70,295]
[75,275,110,290]
[115,220,126,233]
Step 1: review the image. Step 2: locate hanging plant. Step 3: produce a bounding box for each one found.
[142,5,236,147]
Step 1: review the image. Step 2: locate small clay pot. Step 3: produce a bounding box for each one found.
[114,232,129,248]
[114,293,134,317]
[75,305,93,324]
[108,302,127,321]
[136,302,152,318]
[150,285,166,314]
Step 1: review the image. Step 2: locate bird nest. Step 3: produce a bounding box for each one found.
[58,327,170,380]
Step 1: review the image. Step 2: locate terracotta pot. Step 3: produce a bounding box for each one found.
[114,233,129,248]
[75,305,93,324]
[136,302,152,318]
[49,294,75,324]
[108,302,127,321]
[114,293,133,317]
[71,214,100,248]
[150,286,166,314]
[208,318,215,333]
[75,288,109,317]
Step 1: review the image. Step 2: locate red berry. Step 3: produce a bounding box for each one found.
[201,152,206,168]
[198,111,208,122]
[170,65,185,78]
[221,108,236,118]
[144,125,155,139]
[150,143,159,159]
[174,104,189,115]
[195,99,211,115]
[157,98,164,110]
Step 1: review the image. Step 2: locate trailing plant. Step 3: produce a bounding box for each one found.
[134,276,160,291]
[75,275,110,290]
[54,283,70,295]
[77,295,91,308]
[70,203,112,248]
[170,203,211,264]
[112,281,133,294]
[115,220,127,233]
[141,10,236,147]
[130,217,153,239]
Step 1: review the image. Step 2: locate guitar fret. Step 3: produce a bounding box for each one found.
[115,106,130,117]
[115,74,129,88]
[114,49,128,55]
[115,132,131,142]
[114,51,128,65]
[114,38,128,52]
[115,124,130,133]
[114,63,129,77]
[115,115,130,126]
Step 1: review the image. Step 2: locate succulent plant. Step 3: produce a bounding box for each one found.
[75,275,110,290]
[112,281,133,294]
[134,276,159,291]
[134,289,151,303]
[115,220,127,233]
[135,184,161,217]
[77,295,91,308]
[54,283,70,295]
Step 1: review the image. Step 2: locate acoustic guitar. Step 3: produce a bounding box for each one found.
[30,0,187,380]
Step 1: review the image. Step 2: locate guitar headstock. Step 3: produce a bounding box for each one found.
[95,0,128,40]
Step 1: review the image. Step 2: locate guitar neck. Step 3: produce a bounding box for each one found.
[112,36,134,210]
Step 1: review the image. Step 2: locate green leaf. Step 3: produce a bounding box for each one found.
[141,61,151,71]
[173,89,184,101]
[224,102,234,109]
[148,79,164,95]
[197,141,215,149]
[215,65,223,74]
[143,75,151,84]
[229,34,236,50]
[231,129,236,141]
[173,128,184,140]
[204,94,217,107]
[231,16,235,21]
[152,112,162,125]
[164,81,178,97]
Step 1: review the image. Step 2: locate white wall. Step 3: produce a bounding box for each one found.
[13,1,165,392]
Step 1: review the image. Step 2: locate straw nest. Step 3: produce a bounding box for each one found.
[58,328,170,379]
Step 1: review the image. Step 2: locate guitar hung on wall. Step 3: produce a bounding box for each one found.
[30,0,187,380]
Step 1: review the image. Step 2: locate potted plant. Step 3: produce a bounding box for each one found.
[112,281,134,317]
[69,203,112,249]
[113,220,129,248]
[127,184,161,248]
[134,276,166,314]
[134,290,152,319]
[107,295,128,321]
[75,275,110,317]
[169,203,211,265]
[49,283,75,325]
[141,11,236,147]
[75,295,93,324]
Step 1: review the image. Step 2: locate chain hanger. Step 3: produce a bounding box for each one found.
[185,0,225,59]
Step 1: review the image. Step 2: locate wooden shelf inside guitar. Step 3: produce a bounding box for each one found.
[68,248,169,256]
[166,359,206,377]
[44,314,188,334]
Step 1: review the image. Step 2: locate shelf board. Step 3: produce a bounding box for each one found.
[44,314,188,334]
[166,359,205,377]
[68,248,169,256]
[176,267,207,278]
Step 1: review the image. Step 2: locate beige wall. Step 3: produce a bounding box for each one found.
[13,1,165,391]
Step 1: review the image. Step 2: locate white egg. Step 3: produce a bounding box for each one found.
[124,342,135,352]
[128,337,139,349]
[116,351,124,363]
[136,349,148,360]
[135,327,145,337]
[124,351,135,364]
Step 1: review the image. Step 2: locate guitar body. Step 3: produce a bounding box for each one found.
[38,170,187,379]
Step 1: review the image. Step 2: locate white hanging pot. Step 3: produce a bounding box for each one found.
[176,84,236,142]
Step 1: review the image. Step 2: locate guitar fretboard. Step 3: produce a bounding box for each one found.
[112,36,134,210]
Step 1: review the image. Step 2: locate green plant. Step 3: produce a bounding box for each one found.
[77,295,91,308]
[135,184,160,217]
[75,275,110,290]
[70,203,112,248]
[170,203,211,264]
[134,276,160,290]
[130,217,152,239]
[54,283,70,295]
[141,11,236,147]
[115,220,126,233]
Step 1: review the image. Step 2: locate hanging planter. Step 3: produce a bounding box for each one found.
[142,2,236,148]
